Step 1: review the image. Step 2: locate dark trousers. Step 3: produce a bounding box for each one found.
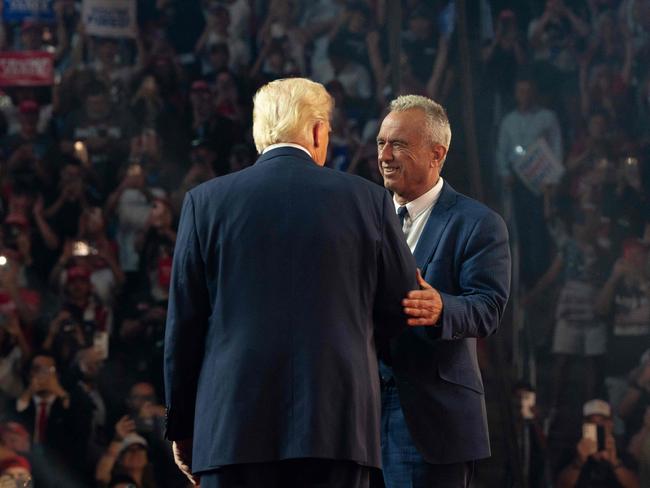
[200,458,372,488]
[380,384,475,488]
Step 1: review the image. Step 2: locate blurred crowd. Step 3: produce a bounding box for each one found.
[0,0,647,487]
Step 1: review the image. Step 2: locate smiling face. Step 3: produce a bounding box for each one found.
[377,109,445,204]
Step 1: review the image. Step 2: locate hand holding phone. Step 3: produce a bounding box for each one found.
[581,422,598,458]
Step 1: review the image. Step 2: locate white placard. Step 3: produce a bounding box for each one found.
[82,0,136,39]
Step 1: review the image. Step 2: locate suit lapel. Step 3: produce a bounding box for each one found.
[413,181,457,272]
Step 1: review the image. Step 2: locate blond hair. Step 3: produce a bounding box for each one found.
[389,95,452,151]
[252,78,333,153]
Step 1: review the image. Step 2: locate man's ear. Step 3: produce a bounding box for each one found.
[313,121,324,148]
[432,145,447,167]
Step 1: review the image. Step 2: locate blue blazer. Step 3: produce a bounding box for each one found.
[390,181,511,464]
[164,147,417,473]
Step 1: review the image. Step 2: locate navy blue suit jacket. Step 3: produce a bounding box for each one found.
[164,147,417,473]
[390,181,511,464]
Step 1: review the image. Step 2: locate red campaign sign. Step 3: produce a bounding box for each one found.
[0,51,54,87]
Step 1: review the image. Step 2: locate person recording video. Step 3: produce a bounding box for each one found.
[556,399,639,488]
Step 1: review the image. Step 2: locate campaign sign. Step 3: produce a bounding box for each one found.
[0,51,54,87]
[82,0,137,38]
[512,138,565,195]
[2,0,54,21]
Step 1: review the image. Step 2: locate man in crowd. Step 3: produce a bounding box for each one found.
[556,399,639,487]
[496,76,562,287]
[375,95,511,488]
[14,352,87,486]
[165,78,433,488]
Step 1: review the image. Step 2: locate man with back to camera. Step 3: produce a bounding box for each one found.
[375,95,512,488]
[164,78,439,488]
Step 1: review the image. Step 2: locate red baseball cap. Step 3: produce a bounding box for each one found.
[18,100,39,115]
[4,212,30,229]
[191,80,210,92]
[0,455,31,473]
[0,422,29,439]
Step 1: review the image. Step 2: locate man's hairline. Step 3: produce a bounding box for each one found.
[384,107,450,151]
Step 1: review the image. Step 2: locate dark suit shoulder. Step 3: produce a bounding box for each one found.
[189,160,388,208]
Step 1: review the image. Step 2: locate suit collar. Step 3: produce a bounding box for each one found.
[412,181,458,270]
[255,146,317,166]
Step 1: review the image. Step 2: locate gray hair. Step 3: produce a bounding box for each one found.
[389,95,452,151]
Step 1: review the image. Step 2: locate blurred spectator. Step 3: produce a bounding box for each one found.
[15,20,47,51]
[76,206,124,303]
[58,346,109,483]
[524,209,607,413]
[136,197,176,303]
[628,405,650,487]
[496,76,563,286]
[14,352,83,486]
[105,164,160,285]
[2,101,53,174]
[186,80,241,174]
[96,427,157,488]
[579,61,633,130]
[0,292,30,403]
[0,455,31,488]
[619,350,650,442]
[130,75,166,131]
[195,3,250,76]
[3,185,60,283]
[61,80,135,193]
[508,382,548,488]
[255,0,303,74]
[583,11,629,74]
[0,422,30,459]
[42,265,111,367]
[249,39,299,87]
[596,239,650,432]
[482,9,527,114]
[70,30,146,107]
[619,0,650,54]
[202,42,231,80]
[556,399,639,487]
[528,0,589,86]
[122,381,186,486]
[400,6,451,101]
[171,139,216,213]
[312,39,373,105]
[42,158,90,242]
[213,71,245,124]
[602,156,648,249]
[116,302,166,393]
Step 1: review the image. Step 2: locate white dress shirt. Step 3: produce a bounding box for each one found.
[262,143,312,158]
[394,178,444,253]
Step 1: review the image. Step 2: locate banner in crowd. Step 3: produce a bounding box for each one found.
[0,51,54,87]
[2,0,54,21]
[81,0,137,39]
[512,138,565,195]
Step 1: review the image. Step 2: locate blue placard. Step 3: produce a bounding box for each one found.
[3,0,55,22]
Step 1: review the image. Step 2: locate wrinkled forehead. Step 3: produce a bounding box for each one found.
[379,109,427,138]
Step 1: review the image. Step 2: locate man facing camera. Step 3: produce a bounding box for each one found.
[164,78,433,488]
[376,95,511,488]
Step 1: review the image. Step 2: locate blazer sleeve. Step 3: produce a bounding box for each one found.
[164,192,211,440]
[374,190,418,346]
[436,210,511,341]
